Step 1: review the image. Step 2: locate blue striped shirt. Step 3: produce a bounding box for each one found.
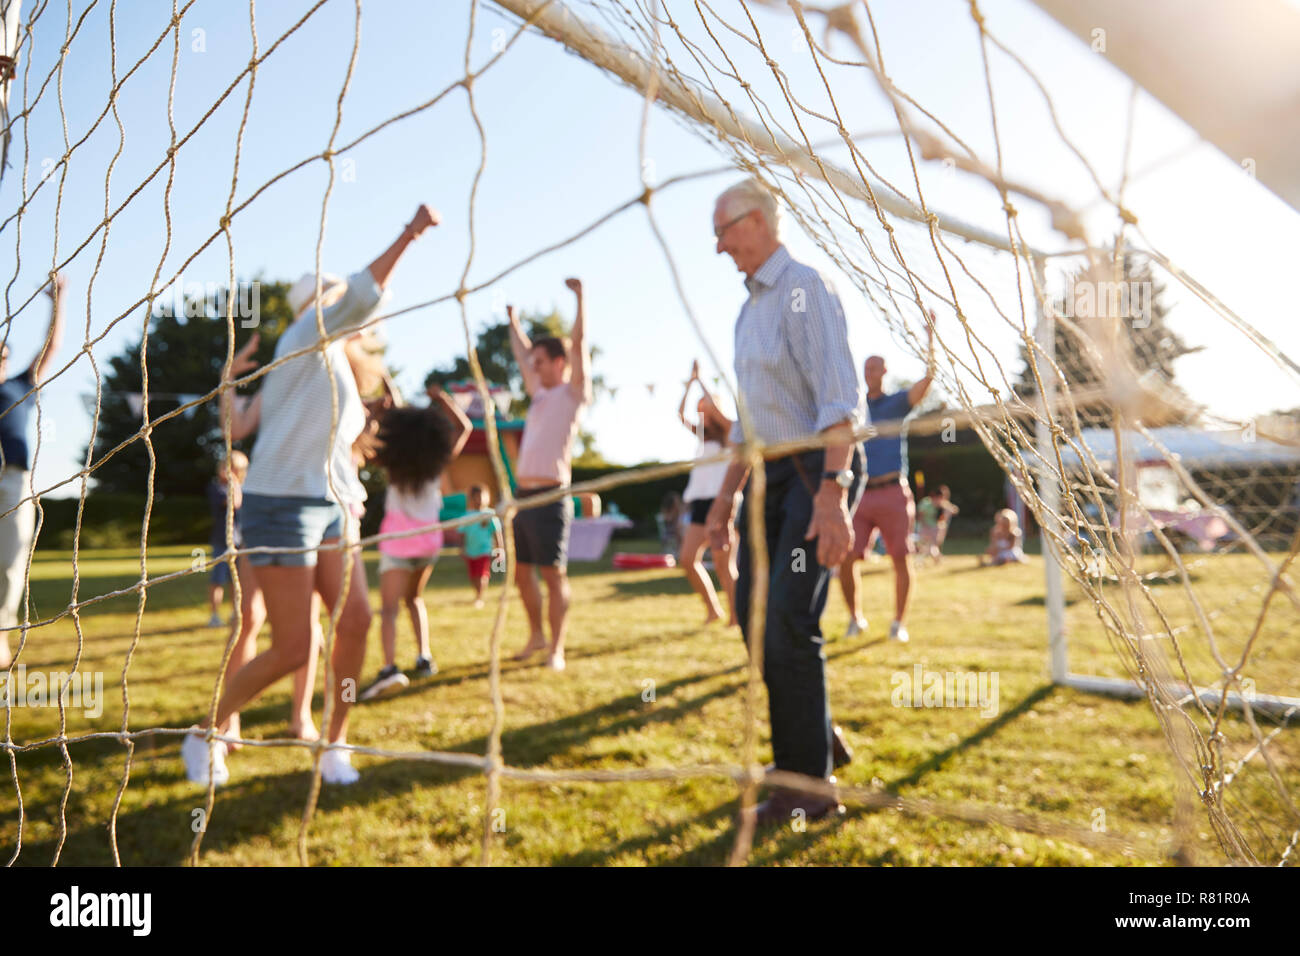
[728,245,863,446]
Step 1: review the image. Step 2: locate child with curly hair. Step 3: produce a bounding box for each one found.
[359,386,470,700]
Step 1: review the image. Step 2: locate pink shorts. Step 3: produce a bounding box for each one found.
[852,481,914,559]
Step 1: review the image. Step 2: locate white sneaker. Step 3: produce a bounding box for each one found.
[546,650,566,672]
[845,617,868,638]
[207,612,223,628]
[182,732,229,786]
[320,748,360,785]
[889,621,910,643]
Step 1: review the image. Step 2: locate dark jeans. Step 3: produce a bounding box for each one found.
[735,448,864,780]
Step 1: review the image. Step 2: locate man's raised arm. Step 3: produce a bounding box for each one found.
[908,309,936,408]
[565,277,592,405]
[507,304,539,398]
[31,271,66,386]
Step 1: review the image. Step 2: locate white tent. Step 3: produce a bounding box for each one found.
[1054,426,1300,471]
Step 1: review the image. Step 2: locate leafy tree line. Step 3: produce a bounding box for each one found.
[1012,250,1201,428]
[89,291,611,497]
[90,280,292,496]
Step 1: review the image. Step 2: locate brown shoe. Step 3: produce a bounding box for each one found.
[743,780,845,828]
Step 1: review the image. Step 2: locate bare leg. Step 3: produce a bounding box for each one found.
[203,564,317,732]
[539,565,570,663]
[513,562,547,658]
[379,568,410,670]
[0,635,9,669]
[314,544,373,746]
[208,583,224,618]
[890,553,912,623]
[839,556,865,627]
[680,523,723,623]
[405,564,434,662]
[219,556,265,748]
[290,595,322,742]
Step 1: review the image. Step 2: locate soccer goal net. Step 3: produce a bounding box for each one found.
[1,0,1296,867]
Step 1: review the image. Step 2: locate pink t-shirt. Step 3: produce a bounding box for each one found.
[516,384,586,485]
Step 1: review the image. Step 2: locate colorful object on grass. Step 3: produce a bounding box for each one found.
[612,552,676,570]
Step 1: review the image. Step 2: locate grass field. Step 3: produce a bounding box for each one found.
[2,537,1297,866]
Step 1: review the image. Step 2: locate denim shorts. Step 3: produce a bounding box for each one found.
[210,547,233,585]
[240,493,345,567]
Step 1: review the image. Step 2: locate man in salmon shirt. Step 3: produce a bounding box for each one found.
[840,314,935,645]
[506,278,592,672]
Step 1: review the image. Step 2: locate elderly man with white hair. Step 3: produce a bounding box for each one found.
[706,178,865,826]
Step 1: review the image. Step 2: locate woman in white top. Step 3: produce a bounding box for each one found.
[212,328,394,746]
[677,361,737,626]
[182,203,440,788]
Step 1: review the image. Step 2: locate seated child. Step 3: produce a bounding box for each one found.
[981,508,1025,566]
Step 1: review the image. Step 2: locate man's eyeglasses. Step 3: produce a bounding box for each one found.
[713,209,753,240]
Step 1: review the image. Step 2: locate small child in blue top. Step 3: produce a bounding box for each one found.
[463,484,503,608]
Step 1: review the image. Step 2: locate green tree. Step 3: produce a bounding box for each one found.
[1013,251,1201,427]
[89,278,293,496]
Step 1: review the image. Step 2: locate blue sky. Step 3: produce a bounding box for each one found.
[3,0,1297,499]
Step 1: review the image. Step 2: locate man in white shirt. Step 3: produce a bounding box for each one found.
[706,179,865,826]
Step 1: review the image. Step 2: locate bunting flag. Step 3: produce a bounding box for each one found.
[106,392,206,419]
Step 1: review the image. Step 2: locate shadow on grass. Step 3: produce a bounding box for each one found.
[550,800,739,866]
[881,683,1057,793]
[445,663,748,768]
[1015,595,1079,608]
[5,659,749,865]
[355,625,712,705]
[5,750,483,866]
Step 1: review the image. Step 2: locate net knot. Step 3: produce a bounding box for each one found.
[638,186,653,206]
[218,215,232,231]
[968,0,986,28]
[1002,201,1018,217]
[1118,206,1138,225]
[321,148,336,161]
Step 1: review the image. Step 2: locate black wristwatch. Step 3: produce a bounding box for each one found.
[822,469,854,489]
